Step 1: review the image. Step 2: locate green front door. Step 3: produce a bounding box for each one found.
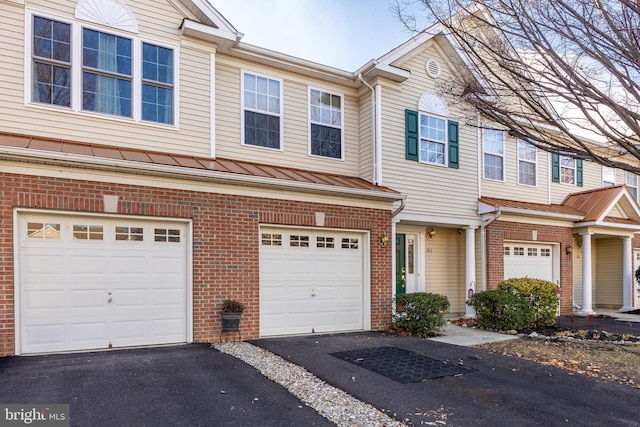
[396,234,406,295]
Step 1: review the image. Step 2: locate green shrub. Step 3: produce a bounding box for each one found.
[392,292,450,337]
[635,265,640,285]
[467,289,534,331]
[498,277,558,326]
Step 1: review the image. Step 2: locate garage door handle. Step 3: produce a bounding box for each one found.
[108,297,113,304]
[311,289,316,297]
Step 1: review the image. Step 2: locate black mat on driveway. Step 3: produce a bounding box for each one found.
[330,346,477,383]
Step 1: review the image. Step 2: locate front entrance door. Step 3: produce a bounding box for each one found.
[396,234,406,295]
[396,233,419,295]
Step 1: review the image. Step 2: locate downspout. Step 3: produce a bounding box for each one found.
[358,73,382,186]
[392,197,406,218]
[480,208,501,291]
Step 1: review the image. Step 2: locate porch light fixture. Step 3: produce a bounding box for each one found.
[380,234,389,247]
[427,228,437,239]
[566,245,573,254]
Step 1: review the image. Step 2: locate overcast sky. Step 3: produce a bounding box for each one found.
[212,0,432,71]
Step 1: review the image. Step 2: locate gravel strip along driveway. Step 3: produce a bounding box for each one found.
[214,342,405,427]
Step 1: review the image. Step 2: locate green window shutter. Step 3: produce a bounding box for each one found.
[576,159,583,187]
[405,109,419,161]
[448,120,459,169]
[552,153,560,183]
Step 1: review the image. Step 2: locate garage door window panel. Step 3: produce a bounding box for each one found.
[154,228,180,242]
[73,224,104,240]
[342,238,359,249]
[261,233,282,246]
[316,237,335,248]
[115,226,143,241]
[290,235,309,247]
[27,222,61,239]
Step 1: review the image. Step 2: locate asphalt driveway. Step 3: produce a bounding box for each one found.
[2,333,639,426]
[0,344,331,427]
[252,332,640,427]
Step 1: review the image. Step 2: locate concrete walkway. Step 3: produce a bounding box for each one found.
[429,323,519,346]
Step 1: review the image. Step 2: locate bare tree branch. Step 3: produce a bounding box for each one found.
[396,0,640,173]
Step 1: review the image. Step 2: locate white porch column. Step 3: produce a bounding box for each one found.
[465,227,477,318]
[580,232,595,314]
[622,236,634,312]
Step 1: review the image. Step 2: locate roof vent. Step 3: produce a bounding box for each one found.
[425,58,441,78]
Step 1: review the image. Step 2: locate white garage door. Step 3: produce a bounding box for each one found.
[18,213,188,354]
[504,242,554,282]
[260,227,365,336]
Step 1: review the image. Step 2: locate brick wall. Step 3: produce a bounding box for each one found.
[0,172,393,356]
[486,220,574,315]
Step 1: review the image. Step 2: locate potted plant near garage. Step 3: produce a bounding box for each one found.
[220,299,245,331]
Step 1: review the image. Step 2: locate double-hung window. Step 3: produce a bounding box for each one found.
[560,155,576,185]
[30,15,175,125]
[517,139,537,186]
[483,128,504,181]
[309,88,343,159]
[602,166,616,187]
[243,72,282,149]
[82,28,132,117]
[32,16,71,107]
[627,171,638,200]
[419,113,446,165]
[142,43,174,123]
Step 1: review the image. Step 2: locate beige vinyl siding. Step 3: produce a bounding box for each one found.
[424,227,466,313]
[481,132,551,204]
[213,55,361,176]
[0,3,26,114]
[2,0,213,157]
[379,47,478,222]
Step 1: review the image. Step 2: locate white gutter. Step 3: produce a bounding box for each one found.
[480,208,501,291]
[0,147,403,203]
[358,74,382,186]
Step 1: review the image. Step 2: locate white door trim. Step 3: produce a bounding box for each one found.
[396,226,424,293]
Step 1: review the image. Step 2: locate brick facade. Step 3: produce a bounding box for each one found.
[0,172,393,357]
[485,220,574,315]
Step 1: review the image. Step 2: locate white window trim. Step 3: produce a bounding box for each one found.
[24,10,179,128]
[307,86,344,161]
[240,69,284,151]
[559,155,576,185]
[602,166,616,187]
[418,111,448,167]
[626,171,638,199]
[517,139,537,187]
[482,127,505,182]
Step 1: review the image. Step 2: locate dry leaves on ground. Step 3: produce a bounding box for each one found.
[476,337,640,389]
